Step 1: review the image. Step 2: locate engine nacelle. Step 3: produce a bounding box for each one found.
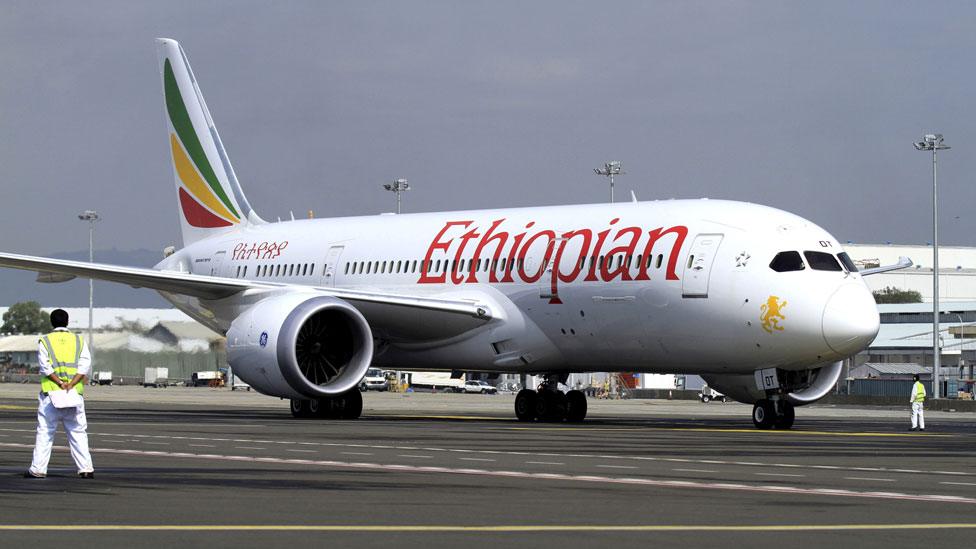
[702,361,843,406]
[226,293,373,399]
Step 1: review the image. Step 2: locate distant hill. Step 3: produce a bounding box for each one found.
[0,249,170,308]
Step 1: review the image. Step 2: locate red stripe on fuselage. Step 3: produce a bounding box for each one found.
[179,187,234,228]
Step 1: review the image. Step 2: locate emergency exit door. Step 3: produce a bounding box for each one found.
[681,234,724,298]
[321,246,344,287]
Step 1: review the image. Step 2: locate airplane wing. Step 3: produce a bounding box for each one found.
[859,256,913,276]
[0,252,494,339]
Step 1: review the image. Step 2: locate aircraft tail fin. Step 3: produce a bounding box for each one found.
[155,38,264,246]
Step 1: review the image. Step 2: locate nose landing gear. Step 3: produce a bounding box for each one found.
[752,399,794,430]
[514,373,587,423]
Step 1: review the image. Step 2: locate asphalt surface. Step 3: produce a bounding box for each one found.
[2,385,976,549]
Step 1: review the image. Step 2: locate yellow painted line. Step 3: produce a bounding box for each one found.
[1,523,976,532]
[0,405,32,410]
[374,414,505,421]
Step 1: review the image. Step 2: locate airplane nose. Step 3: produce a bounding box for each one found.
[822,284,880,355]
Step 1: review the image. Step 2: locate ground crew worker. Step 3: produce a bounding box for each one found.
[910,374,926,432]
[25,309,95,479]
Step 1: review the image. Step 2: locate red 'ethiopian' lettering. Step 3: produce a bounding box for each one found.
[417,218,689,300]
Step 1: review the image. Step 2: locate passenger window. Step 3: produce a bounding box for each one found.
[656,254,663,269]
[804,251,843,272]
[837,252,858,272]
[769,251,805,272]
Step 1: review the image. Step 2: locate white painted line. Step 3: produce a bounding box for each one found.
[398,454,433,459]
[526,461,564,466]
[235,447,266,450]
[287,449,317,454]
[941,482,976,487]
[845,477,896,483]
[597,465,638,470]
[756,472,805,478]
[673,468,717,474]
[459,458,495,462]
[341,452,373,456]
[189,444,215,448]
[143,442,169,446]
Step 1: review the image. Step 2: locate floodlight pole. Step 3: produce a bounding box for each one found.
[914,134,950,398]
[78,210,100,361]
[383,178,411,214]
[594,161,623,203]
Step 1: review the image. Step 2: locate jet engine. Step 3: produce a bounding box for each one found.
[226,293,374,399]
[701,361,843,406]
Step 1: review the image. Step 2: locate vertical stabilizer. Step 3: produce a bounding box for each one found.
[155,38,264,246]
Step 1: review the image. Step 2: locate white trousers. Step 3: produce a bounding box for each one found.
[29,393,94,475]
[911,402,925,430]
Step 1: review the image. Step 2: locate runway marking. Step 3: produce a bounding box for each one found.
[941,482,976,487]
[235,447,266,450]
[0,427,970,478]
[673,468,717,473]
[526,461,564,466]
[0,405,33,410]
[459,458,495,462]
[597,465,638,470]
[397,454,433,459]
[189,444,215,448]
[504,426,946,438]
[287,449,317,454]
[845,477,896,483]
[5,441,971,505]
[340,452,373,456]
[143,442,169,446]
[755,472,805,478]
[3,523,976,532]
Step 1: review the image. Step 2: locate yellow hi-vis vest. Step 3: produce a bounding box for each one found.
[912,381,926,403]
[39,331,84,395]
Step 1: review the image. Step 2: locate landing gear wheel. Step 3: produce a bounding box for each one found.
[535,391,567,422]
[752,399,776,430]
[339,388,363,419]
[515,389,538,422]
[290,399,312,419]
[566,390,587,422]
[774,401,795,430]
[701,395,711,403]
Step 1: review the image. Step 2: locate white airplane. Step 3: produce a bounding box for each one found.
[0,39,911,429]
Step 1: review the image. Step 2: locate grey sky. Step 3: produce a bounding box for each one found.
[2,1,974,258]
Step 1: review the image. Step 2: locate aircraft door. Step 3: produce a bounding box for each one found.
[681,234,724,298]
[321,246,344,287]
[210,250,226,277]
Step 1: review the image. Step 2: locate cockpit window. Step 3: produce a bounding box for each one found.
[837,252,858,272]
[769,251,805,272]
[804,251,843,271]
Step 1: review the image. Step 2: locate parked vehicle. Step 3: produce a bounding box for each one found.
[698,386,730,403]
[143,367,169,388]
[91,371,113,386]
[191,370,223,387]
[359,368,389,391]
[407,371,464,392]
[464,380,498,394]
[228,367,251,391]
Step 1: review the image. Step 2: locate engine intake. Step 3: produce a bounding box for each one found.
[227,294,373,399]
[701,361,843,406]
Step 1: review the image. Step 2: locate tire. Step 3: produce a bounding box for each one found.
[290,399,311,419]
[774,401,795,430]
[752,400,776,430]
[536,391,567,422]
[515,389,537,422]
[702,395,711,403]
[339,388,363,419]
[566,390,587,422]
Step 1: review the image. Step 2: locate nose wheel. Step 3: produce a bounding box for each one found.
[752,399,794,430]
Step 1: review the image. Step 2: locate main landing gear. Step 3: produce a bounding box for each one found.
[290,388,363,419]
[514,374,587,423]
[751,398,794,430]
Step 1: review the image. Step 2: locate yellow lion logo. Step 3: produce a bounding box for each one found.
[760,296,787,333]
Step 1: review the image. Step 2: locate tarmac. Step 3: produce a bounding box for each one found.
[2,384,976,548]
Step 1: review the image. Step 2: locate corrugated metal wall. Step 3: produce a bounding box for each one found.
[848,379,958,397]
[90,349,226,381]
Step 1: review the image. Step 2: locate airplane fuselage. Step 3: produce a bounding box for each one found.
[158,198,879,378]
